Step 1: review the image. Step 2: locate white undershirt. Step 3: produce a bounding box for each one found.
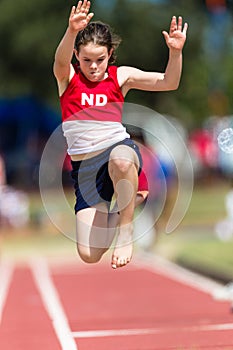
[62,120,130,155]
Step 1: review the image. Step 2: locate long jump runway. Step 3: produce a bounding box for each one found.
[1,253,233,350]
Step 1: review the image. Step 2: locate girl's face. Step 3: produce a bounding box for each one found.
[75,43,113,82]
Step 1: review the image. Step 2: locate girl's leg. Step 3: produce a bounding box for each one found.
[76,194,147,266]
[108,145,140,269]
[108,193,146,230]
[76,202,114,263]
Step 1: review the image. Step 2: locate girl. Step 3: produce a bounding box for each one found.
[53,0,188,269]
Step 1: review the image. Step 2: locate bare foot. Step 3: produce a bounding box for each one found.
[111,224,133,269]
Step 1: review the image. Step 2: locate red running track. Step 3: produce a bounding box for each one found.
[0,254,233,350]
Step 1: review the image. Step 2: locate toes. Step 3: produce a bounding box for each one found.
[111,256,131,269]
[111,256,117,269]
[118,257,127,267]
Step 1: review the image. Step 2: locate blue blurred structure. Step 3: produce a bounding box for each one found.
[203,0,232,92]
[128,0,169,2]
[202,0,233,127]
[0,96,60,187]
[96,0,169,10]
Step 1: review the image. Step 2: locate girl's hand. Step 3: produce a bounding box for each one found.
[162,16,188,52]
[69,0,94,33]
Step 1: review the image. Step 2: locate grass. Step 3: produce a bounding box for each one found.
[1,228,75,260]
[0,187,77,261]
[153,179,233,282]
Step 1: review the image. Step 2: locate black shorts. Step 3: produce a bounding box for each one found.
[70,138,142,213]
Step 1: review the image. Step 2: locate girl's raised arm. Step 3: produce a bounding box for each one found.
[118,16,188,96]
[53,1,94,94]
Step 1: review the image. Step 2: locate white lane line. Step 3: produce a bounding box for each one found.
[72,322,233,338]
[200,323,233,331]
[0,259,14,324]
[134,253,225,298]
[30,258,78,350]
[72,328,159,338]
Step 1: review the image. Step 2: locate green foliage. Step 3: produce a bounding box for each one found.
[0,0,71,102]
[0,0,233,126]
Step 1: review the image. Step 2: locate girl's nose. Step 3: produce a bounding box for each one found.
[90,62,97,69]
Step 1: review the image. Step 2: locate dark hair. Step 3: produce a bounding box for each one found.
[74,21,121,64]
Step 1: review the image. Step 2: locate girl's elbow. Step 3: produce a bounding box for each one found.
[162,77,180,91]
[168,81,180,91]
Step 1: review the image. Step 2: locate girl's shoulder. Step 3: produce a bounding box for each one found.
[116,66,133,88]
[116,65,135,78]
[108,65,131,75]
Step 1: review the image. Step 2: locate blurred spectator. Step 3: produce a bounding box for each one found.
[188,128,218,180]
[0,154,30,229]
[204,115,233,179]
[143,115,191,235]
[215,182,233,241]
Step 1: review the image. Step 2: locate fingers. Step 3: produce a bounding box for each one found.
[86,12,94,23]
[85,0,91,14]
[177,16,182,31]
[75,0,91,15]
[70,0,94,27]
[182,22,188,35]
[169,16,177,34]
[72,0,94,24]
[70,6,76,17]
[76,1,83,13]
[177,16,188,34]
[169,16,188,34]
[162,30,169,42]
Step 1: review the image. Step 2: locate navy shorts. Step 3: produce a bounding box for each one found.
[70,138,143,213]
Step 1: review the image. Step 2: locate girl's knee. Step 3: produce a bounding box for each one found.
[76,244,104,264]
[109,145,139,175]
[110,158,133,174]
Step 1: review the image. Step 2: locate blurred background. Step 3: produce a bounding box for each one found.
[1,0,233,283]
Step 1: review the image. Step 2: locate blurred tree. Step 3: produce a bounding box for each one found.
[202,0,233,117]
[107,0,209,127]
[0,0,72,104]
[0,0,232,127]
